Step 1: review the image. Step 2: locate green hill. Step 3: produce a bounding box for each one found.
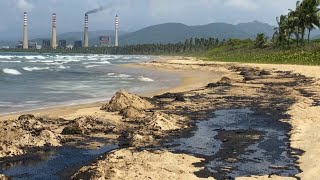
[119,21,275,45]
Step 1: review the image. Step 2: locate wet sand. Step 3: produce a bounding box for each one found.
[1,56,320,179]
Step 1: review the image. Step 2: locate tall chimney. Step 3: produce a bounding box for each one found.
[84,14,89,48]
[115,15,119,47]
[52,13,57,49]
[23,12,28,49]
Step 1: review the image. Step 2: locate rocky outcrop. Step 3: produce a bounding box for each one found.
[101,90,154,112]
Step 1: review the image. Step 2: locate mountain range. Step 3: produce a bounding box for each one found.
[1,21,320,47]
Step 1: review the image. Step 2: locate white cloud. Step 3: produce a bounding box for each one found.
[16,0,34,12]
[225,0,257,11]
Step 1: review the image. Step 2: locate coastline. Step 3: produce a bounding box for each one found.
[0,56,320,179]
[0,56,222,121]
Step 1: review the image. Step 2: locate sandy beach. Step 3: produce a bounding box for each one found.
[1,56,320,179]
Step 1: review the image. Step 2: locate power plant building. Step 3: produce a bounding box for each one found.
[29,41,37,49]
[58,40,67,48]
[17,41,23,49]
[99,36,110,47]
[74,41,83,48]
[42,40,51,49]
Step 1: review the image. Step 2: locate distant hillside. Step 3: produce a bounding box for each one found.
[119,21,276,45]
[235,21,275,38]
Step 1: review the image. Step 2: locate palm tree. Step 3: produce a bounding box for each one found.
[301,0,320,43]
[273,15,289,46]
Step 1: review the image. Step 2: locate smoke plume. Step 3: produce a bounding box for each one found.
[85,6,108,15]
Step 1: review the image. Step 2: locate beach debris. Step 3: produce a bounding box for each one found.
[154,92,186,102]
[101,90,154,112]
[207,76,232,87]
[61,116,114,135]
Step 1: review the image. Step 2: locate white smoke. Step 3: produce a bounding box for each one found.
[16,0,34,12]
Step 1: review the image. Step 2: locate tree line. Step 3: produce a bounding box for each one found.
[273,0,320,47]
[2,37,223,55]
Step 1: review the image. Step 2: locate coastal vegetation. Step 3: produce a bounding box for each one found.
[201,0,320,65]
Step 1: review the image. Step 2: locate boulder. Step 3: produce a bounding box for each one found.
[101,90,154,112]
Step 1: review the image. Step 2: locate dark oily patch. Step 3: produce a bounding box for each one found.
[166,109,299,179]
[0,144,118,180]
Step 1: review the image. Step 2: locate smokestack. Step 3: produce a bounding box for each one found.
[115,15,119,47]
[84,14,89,48]
[23,12,28,49]
[52,13,57,49]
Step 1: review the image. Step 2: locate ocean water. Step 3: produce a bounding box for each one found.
[0,52,179,114]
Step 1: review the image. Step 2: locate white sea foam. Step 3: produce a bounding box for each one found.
[83,61,111,65]
[25,56,47,60]
[107,73,115,76]
[2,68,21,75]
[0,55,13,60]
[23,67,50,71]
[0,60,21,63]
[29,60,54,63]
[85,65,99,68]
[117,74,131,78]
[138,76,154,82]
[57,65,70,69]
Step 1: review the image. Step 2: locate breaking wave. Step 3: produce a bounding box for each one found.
[2,68,21,75]
[23,67,50,71]
[138,76,154,82]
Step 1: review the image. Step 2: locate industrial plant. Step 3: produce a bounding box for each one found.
[18,7,119,49]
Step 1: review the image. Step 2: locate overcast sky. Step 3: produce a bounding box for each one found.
[0,0,296,40]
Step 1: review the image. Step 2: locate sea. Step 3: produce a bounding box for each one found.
[0,52,179,114]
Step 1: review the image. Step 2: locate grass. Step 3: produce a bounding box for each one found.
[198,39,320,66]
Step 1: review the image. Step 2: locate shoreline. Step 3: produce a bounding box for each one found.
[0,56,221,121]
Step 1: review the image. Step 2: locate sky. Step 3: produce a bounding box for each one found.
[0,0,296,40]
